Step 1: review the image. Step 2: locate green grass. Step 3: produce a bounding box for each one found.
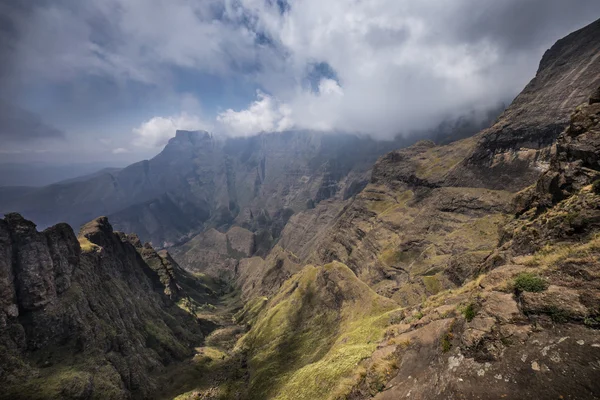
[422,275,442,294]
[441,332,453,353]
[461,303,476,322]
[237,262,398,400]
[513,272,547,293]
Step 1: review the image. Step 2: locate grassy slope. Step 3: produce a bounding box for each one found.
[238,262,398,400]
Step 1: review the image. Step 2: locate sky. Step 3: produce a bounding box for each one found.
[1,0,600,164]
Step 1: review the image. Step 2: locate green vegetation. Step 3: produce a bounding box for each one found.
[237,262,398,400]
[461,303,476,322]
[422,275,442,294]
[584,316,600,328]
[543,306,570,323]
[441,332,453,353]
[592,179,600,195]
[513,272,547,293]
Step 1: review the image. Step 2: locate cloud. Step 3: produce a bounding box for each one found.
[3,0,600,148]
[133,112,212,148]
[216,91,293,136]
[0,100,65,142]
[111,147,130,154]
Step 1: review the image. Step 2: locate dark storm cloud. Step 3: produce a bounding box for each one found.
[0,100,65,142]
[449,0,600,52]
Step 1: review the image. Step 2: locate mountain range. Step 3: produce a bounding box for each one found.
[1,16,600,400]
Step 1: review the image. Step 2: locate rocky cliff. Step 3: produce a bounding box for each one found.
[446,17,600,191]
[0,131,411,248]
[0,214,211,399]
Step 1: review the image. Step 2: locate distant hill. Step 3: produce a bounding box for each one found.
[0,162,124,187]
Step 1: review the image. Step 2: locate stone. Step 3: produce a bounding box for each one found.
[483,292,521,323]
[520,285,589,320]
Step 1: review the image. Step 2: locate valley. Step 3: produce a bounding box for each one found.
[1,12,600,400]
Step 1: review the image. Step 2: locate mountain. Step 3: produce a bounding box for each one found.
[447,18,600,191]
[0,214,220,399]
[0,163,123,187]
[2,16,600,400]
[0,131,417,248]
[0,109,503,251]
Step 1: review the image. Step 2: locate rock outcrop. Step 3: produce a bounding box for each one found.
[343,88,600,400]
[446,18,600,191]
[0,215,209,399]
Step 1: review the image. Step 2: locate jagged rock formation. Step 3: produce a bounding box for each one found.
[446,18,600,191]
[0,214,210,399]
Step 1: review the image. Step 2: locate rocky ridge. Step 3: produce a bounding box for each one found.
[0,214,212,399]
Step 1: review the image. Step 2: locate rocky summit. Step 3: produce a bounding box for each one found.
[1,14,600,400]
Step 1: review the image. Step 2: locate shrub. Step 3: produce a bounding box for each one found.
[584,316,600,328]
[461,303,476,322]
[513,272,547,293]
[441,332,453,353]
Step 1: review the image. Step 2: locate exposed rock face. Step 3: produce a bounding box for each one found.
[283,136,513,306]
[0,215,207,399]
[0,132,409,248]
[170,225,256,281]
[447,18,600,191]
[345,91,600,400]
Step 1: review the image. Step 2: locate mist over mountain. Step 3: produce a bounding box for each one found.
[1,5,600,400]
[0,163,123,187]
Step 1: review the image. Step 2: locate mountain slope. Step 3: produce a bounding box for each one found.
[447,17,600,191]
[346,88,600,400]
[277,17,600,305]
[0,214,212,399]
[0,132,412,248]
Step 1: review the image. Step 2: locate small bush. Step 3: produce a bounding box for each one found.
[441,332,453,353]
[544,306,569,323]
[584,316,600,328]
[461,303,476,322]
[514,272,547,293]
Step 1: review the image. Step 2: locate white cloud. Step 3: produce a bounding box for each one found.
[112,147,130,154]
[133,112,212,148]
[216,91,293,136]
[8,0,600,142]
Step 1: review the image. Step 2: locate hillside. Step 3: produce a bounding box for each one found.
[0,132,412,248]
[0,214,215,399]
[1,15,600,400]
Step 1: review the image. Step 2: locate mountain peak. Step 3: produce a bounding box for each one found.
[172,129,211,143]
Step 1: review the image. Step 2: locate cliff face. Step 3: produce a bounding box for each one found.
[446,18,600,191]
[0,131,408,248]
[343,89,600,400]
[0,214,208,399]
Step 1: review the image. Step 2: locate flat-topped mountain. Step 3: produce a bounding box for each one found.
[0,131,416,248]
